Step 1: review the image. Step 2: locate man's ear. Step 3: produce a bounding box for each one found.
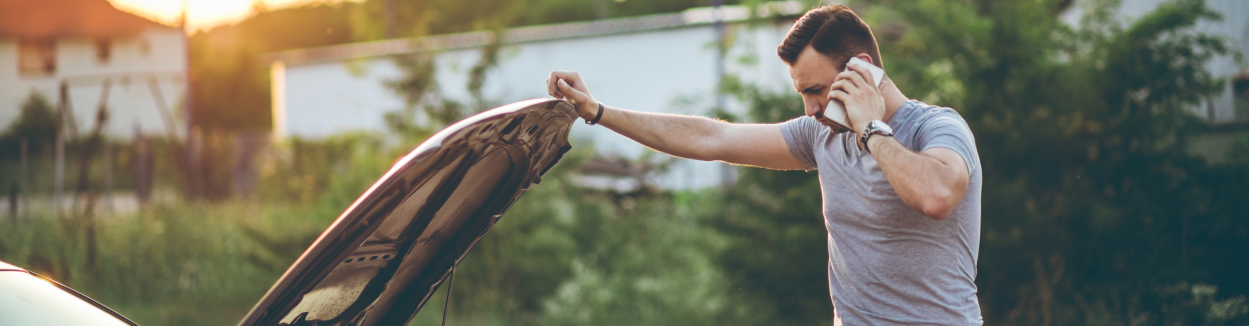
[855,53,873,65]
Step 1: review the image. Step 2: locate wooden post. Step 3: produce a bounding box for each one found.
[19,137,28,221]
[55,82,67,218]
[188,128,201,199]
[7,186,14,226]
[104,140,113,213]
[74,78,111,273]
[385,0,398,38]
[181,3,199,200]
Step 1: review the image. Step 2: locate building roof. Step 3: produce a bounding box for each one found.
[263,2,805,66]
[0,0,174,39]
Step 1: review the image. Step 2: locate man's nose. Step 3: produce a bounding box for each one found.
[804,99,824,119]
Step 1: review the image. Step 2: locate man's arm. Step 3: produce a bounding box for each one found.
[547,71,805,171]
[830,63,969,220]
[867,137,969,220]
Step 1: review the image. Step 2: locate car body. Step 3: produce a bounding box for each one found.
[0,260,138,325]
[0,99,578,326]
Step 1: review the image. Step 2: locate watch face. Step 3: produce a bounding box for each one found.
[872,120,892,134]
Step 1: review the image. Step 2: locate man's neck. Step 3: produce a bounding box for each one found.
[880,77,909,123]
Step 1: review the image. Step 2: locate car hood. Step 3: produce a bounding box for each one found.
[239,99,577,326]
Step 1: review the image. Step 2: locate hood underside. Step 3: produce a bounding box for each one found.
[239,99,576,326]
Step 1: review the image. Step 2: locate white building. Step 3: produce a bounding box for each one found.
[266,3,806,190]
[0,0,188,139]
[1062,0,1249,123]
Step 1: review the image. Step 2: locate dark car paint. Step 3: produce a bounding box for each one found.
[0,264,140,326]
[0,100,575,326]
[237,99,577,326]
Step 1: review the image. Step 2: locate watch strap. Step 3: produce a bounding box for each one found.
[586,102,604,125]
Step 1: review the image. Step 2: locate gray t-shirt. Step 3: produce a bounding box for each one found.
[780,100,983,325]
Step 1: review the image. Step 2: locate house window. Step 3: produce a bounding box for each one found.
[18,40,56,76]
[95,38,111,63]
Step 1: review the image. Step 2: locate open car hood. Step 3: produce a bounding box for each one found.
[239,99,576,326]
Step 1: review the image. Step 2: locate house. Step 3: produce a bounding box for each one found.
[0,0,188,140]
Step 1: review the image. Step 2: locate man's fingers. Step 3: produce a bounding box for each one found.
[836,69,867,90]
[550,71,579,85]
[551,71,588,93]
[830,79,858,97]
[827,89,850,104]
[546,76,556,98]
[547,73,567,99]
[547,70,599,121]
[846,64,875,87]
[557,79,587,103]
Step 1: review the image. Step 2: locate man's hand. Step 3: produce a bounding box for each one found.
[546,71,599,121]
[828,63,886,137]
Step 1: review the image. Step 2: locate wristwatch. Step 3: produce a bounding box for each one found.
[860,120,893,154]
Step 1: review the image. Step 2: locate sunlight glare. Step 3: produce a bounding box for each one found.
[108,0,351,32]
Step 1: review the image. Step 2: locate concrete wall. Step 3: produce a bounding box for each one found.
[0,27,187,139]
[276,21,799,189]
[274,0,1247,189]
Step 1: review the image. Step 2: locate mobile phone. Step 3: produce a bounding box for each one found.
[822,57,885,132]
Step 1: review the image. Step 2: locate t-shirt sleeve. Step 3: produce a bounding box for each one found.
[779,116,821,171]
[915,110,979,174]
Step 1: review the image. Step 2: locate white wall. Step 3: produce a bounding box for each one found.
[276,1,1247,189]
[279,21,799,189]
[1062,0,1249,122]
[0,27,187,140]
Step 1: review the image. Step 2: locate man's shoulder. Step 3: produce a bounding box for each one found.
[898,100,970,129]
[895,100,981,172]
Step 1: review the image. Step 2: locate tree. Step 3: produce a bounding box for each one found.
[189,2,361,131]
[709,75,833,324]
[868,0,1248,323]
[0,92,58,159]
[715,0,1248,323]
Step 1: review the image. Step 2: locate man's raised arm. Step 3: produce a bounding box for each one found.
[546,71,805,171]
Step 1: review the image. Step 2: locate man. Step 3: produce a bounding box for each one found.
[546,5,982,325]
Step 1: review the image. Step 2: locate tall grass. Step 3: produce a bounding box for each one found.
[0,134,780,325]
[0,133,393,325]
[0,201,333,325]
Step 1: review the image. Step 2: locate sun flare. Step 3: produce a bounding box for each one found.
[107,0,338,32]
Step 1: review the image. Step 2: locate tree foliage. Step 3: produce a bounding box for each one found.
[189,3,360,131]
[371,0,746,139]
[186,0,742,132]
[0,92,59,158]
[706,0,1249,324]
[860,0,1245,323]
[714,75,833,324]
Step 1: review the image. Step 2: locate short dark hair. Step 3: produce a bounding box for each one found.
[777,5,882,70]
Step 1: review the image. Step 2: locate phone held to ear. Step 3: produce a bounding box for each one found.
[823,57,885,133]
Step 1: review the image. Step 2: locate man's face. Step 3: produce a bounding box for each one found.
[788,46,845,130]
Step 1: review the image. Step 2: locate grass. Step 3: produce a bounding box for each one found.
[0,139,775,325]
[0,200,334,326]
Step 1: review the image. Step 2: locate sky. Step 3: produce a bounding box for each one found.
[108,0,353,32]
